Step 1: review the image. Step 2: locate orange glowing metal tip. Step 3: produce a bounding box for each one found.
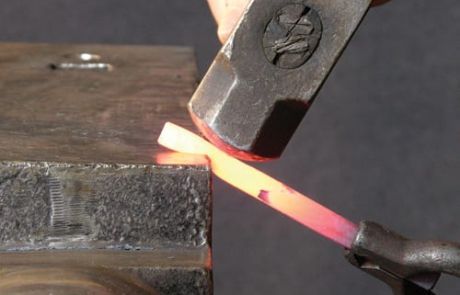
[158,122,358,248]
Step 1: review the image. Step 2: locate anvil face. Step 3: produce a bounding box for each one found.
[0,43,212,295]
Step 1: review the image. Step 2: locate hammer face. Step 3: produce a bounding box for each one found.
[189,0,373,161]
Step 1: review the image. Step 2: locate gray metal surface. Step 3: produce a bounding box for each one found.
[0,42,212,294]
[347,221,460,294]
[189,0,373,160]
[0,162,211,250]
[0,160,213,295]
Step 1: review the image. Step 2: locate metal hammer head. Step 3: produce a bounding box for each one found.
[189,0,373,161]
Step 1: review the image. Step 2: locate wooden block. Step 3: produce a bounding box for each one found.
[0,43,212,295]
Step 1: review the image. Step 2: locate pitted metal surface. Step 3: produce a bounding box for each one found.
[0,161,213,295]
[0,162,211,250]
[0,43,212,295]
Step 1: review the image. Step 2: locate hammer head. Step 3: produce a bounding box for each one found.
[189,0,373,161]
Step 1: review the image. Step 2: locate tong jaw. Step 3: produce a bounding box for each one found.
[346,221,460,295]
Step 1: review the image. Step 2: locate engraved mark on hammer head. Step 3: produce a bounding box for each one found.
[263,3,322,69]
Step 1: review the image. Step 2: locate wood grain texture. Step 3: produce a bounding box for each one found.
[0,43,198,164]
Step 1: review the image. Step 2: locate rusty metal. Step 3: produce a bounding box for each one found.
[346,221,460,295]
[189,0,374,160]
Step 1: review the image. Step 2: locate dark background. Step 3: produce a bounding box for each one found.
[0,1,459,294]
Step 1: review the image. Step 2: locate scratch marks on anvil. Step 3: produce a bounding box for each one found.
[48,177,90,237]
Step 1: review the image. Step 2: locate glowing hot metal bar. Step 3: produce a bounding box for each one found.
[158,123,358,248]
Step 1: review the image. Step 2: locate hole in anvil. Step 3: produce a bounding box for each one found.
[48,53,113,72]
[48,62,114,72]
